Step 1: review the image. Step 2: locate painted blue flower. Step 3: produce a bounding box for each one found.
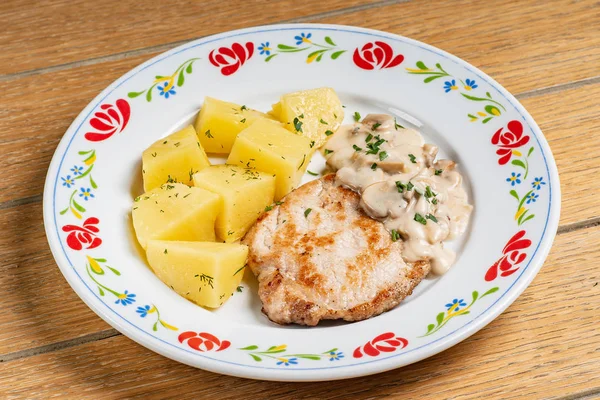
[71,165,83,175]
[329,351,344,361]
[445,298,467,312]
[444,80,458,93]
[526,192,539,204]
[61,175,75,188]
[258,42,271,56]
[506,172,522,186]
[115,290,136,306]
[79,187,94,201]
[294,32,312,45]
[464,78,478,90]
[277,357,299,366]
[136,305,151,318]
[532,177,546,190]
[158,83,176,99]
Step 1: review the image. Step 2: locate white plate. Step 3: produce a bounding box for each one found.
[43,24,560,381]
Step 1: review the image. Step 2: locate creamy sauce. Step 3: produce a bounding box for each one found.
[324,114,472,274]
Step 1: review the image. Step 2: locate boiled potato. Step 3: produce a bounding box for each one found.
[132,183,220,249]
[227,119,313,200]
[146,240,248,308]
[271,87,344,148]
[142,125,210,192]
[193,165,275,243]
[195,97,275,154]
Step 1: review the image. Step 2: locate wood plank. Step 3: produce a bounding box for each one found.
[2,56,598,226]
[0,0,384,75]
[2,226,599,399]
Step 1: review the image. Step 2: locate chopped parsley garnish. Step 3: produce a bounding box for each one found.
[264,205,273,212]
[365,133,373,142]
[173,142,181,147]
[240,118,246,123]
[227,230,234,236]
[372,122,381,130]
[435,169,443,176]
[298,113,304,119]
[205,130,214,138]
[414,213,427,225]
[353,111,361,122]
[240,105,248,111]
[379,151,389,161]
[307,170,319,176]
[293,117,303,132]
[298,154,306,170]
[324,149,334,155]
[408,154,417,163]
[394,118,404,130]
[325,130,334,136]
[425,186,437,200]
[163,140,168,144]
[164,249,168,254]
[432,198,438,205]
[406,181,414,191]
[275,201,284,205]
[319,118,328,125]
[151,152,157,157]
[353,144,362,152]
[237,286,243,293]
[391,229,400,242]
[165,184,175,190]
[371,163,378,170]
[304,208,312,218]
[183,193,191,198]
[426,214,438,223]
[396,181,406,192]
[166,175,177,183]
[310,140,315,148]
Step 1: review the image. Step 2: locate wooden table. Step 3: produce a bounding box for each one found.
[2,0,599,398]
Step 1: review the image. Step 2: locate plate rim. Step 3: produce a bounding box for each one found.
[43,22,561,381]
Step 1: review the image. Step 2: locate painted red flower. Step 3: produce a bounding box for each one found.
[353,41,404,70]
[84,99,130,142]
[491,120,529,165]
[485,230,532,281]
[209,42,254,76]
[178,331,230,352]
[353,332,408,358]
[62,217,102,250]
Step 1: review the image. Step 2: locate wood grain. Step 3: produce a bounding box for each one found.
[2,226,599,399]
[0,0,385,76]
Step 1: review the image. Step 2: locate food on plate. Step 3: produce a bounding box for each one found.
[270,87,344,148]
[243,175,430,326]
[193,165,276,243]
[227,118,313,200]
[132,183,220,249]
[142,125,210,191]
[324,114,472,274]
[146,240,248,308]
[195,97,274,154]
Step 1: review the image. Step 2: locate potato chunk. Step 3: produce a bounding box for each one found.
[227,119,312,200]
[146,240,247,308]
[142,125,210,192]
[271,87,344,148]
[195,97,274,154]
[132,183,220,249]
[193,165,275,243]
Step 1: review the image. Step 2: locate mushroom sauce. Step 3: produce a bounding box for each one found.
[324,114,472,274]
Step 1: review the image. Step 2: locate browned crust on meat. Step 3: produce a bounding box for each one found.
[243,174,431,326]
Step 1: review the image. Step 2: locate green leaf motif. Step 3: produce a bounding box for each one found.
[127,91,145,99]
[528,147,535,157]
[90,175,98,189]
[324,36,336,46]
[186,63,193,74]
[265,54,277,62]
[296,355,321,360]
[424,75,444,83]
[72,200,86,213]
[152,321,158,332]
[482,117,492,124]
[239,345,259,351]
[59,208,68,215]
[177,70,185,87]
[520,214,535,225]
[509,190,520,201]
[512,159,526,169]
[472,290,479,302]
[146,88,153,102]
[482,287,499,297]
[426,323,435,333]
[436,312,445,325]
[107,266,121,276]
[277,44,299,50]
[98,287,105,296]
[250,354,262,362]
[331,50,345,59]
[416,61,428,70]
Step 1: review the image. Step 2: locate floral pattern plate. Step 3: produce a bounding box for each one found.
[43,24,560,381]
